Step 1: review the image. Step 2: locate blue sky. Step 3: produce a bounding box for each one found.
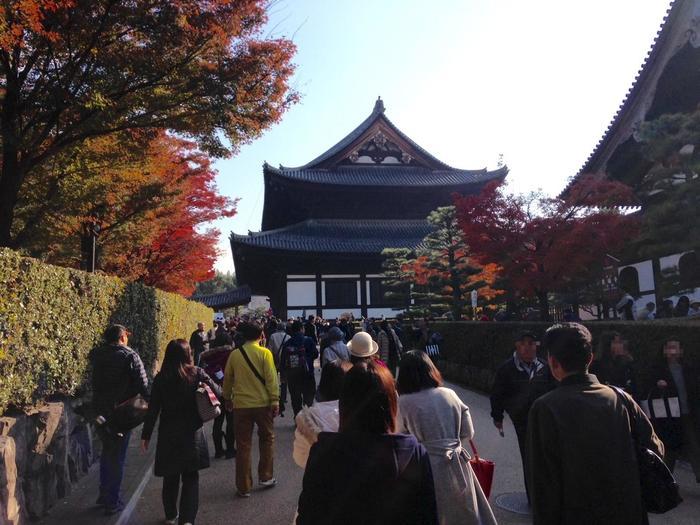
[212,0,672,274]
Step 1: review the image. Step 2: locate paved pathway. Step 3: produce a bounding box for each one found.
[42,380,700,524]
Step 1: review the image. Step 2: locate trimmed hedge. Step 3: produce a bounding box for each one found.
[0,248,212,415]
[406,320,700,393]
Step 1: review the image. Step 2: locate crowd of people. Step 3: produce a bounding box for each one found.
[89,314,690,525]
[616,291,700,320]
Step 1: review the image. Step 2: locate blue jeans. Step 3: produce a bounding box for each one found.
[99,429,131,507]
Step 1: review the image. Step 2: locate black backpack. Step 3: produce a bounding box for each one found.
[284,341,308,373]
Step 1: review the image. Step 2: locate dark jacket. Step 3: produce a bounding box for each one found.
[188,329,209,364]
[490,355,555,428]
[90,344,149,417]
[280,333,318,377]
[589,355,638,398]
[527,373,664,525]
[641,357,700,447]
[141,367,221,477]
[297,432,438,525]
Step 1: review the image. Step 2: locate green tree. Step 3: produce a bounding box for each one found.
[413,206,483,320]
[634,109,700,259]
[380,247,417,313]
[193,271,238,297]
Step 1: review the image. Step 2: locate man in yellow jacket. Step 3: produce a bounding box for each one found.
[222,321,279,497]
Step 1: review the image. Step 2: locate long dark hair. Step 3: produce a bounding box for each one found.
[160,339,197,384]
[396,350,443,394]
[340,361,398,434]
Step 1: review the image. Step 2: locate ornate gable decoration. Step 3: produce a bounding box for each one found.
[346,130,413,165]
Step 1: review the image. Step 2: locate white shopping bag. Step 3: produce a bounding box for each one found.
[640,397,681,419]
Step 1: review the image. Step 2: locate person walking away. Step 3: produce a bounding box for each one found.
[293,360,351,467]
[267,321,291,417]
[207,320,218,343]
[141,340,220,525]
[213,320,232,347]
[296,361,438,525]
[222,321,279,497]
[189,322,209,365]
[643,338,700,481]
[321,326,350,366]
[199,344,236,459]
[527,323,663,524]
[304,315,318,345]
[380,320,403,376]
[490,330,554,502]
[280,320,318,417]
[90,324,149,515]
[339,317,354,343]
[397,351,496,525]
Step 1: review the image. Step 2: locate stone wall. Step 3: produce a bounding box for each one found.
[0,399,96,524]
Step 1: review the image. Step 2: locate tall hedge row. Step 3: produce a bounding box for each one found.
[408,320,700,393]
[0,248,212,415]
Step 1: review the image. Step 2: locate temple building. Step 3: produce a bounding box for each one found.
[565,0,700,312]
[231,98,507,318]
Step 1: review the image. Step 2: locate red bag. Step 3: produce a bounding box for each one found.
[469,439,495,498]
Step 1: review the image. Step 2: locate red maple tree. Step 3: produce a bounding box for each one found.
[453,176,639,320]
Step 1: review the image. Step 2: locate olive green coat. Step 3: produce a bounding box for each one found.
[527,373,664,525]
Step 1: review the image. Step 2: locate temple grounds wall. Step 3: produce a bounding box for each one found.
[0,248,211,523]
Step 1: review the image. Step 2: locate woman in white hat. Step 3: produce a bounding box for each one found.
[347,331,386,367]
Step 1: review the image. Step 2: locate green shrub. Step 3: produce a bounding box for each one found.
[0,248,212,415]
[403,320,700,393]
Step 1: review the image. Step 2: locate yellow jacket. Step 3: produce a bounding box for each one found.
[222,341,279,409]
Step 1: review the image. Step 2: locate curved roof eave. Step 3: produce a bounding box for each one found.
[281,97,457,170]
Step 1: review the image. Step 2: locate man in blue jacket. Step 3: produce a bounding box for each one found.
[280,320,318,416]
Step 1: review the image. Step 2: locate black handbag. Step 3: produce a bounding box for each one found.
[611,386,683,514]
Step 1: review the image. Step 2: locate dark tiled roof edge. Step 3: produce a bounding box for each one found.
[264,164,508,187]
[191,286,252,308]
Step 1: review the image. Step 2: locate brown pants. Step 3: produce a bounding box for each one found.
[233,407,274,493]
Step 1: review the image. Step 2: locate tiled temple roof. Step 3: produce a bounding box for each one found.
[192,286,252,308]
[231,219,433,254]
[264,164,507,187]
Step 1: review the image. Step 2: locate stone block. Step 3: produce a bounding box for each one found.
[0,436,23,525]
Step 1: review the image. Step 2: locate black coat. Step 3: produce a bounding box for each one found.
[490,355,555,428]
[141,367,221,477]
[297,432,437,525]
[640,357,700,448]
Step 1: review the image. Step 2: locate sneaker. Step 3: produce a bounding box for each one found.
[236,491,251,498]
[95,494,106,507]
[259,478,277,488]
[104,501,125,515]
[164,515,178,525]
[225,449,237,459]
[214,450,225,459]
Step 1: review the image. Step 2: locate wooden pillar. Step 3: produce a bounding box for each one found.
[316,273,322,317]
[360,273,368,318]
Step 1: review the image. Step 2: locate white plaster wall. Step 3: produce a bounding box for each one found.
[618,260,655,292]
[367,307,400,318]
[243,295,270,313]
[659,252,688,273]
[287,281,316,307]
[322,308,362,320]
